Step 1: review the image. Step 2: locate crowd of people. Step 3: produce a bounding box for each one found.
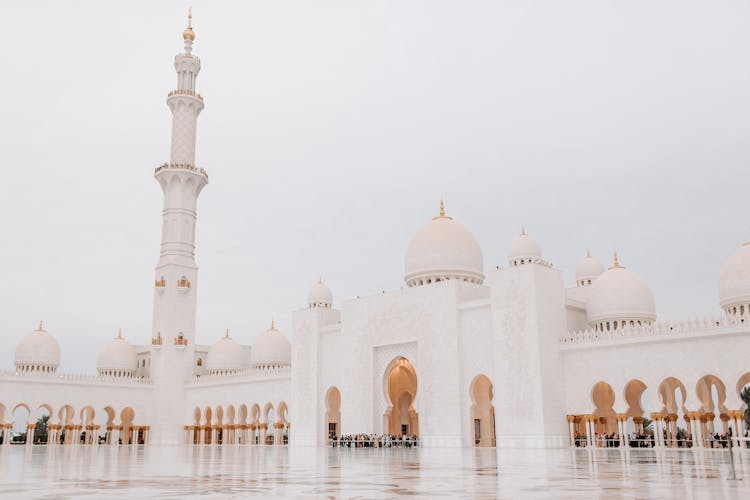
[330,434,419,448]
[574,429,750,448]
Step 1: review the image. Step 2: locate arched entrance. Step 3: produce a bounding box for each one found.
[470,374,495,447]
[325,386,341,443]
[383,357,418,437]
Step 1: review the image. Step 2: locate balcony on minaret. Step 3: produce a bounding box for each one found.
[155,276,166,293]
[174,332,188,348]
[168,89,203,102]
[154,163,209,182]
[177,276,191,293]
[152,332,163,347]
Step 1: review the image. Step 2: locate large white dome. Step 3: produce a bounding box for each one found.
[308,278,333,308]
[97,330,137,376]
[251,321,291,368]
[718,242,750,313]
[586,254,656,329]
[206,330,246,373]
[15,322,60,373]
[508,228,542,266]
[404,202,484,287]
[575,252,605,286]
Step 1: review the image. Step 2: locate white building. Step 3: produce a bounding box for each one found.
[1,15,749,451]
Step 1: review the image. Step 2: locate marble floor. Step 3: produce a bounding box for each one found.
[0,445,749,499]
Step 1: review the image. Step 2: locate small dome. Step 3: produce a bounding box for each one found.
[308,278,333,308]
[508,228,542,266]
[206,330,245,374]
[404,201,484,287]
[586,253,656,329]
[97,329,137,376]
[718,242,750,314]
[575,252,605,286]
[14,322,61,373]
[251,321,291,368]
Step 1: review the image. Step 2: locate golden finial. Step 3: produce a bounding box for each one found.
[36,320,45,332]
[439,199,445,217]
[586,249,591,258]
[271,319,276,330]
[225,327,230,339]
[521,226,526,236]
[183,7,196,41]
[319,275,323,284]
[117,328,123,339]
[611,251,621,269]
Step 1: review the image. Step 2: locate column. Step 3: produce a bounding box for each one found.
[585,417,592,447]
[654,416,664,448]
[618,417,625,448]
[567,416,575,447]
[26,424,35,446]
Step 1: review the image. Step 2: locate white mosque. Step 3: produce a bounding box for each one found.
[1,15,749,451]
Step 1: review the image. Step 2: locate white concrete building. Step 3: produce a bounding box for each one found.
[1,15,749,451]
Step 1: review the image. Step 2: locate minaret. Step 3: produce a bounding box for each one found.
[151,9,208,347]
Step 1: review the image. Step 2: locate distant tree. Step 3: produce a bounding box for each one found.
[741,386,750,431]
[642,417,654,434]
[34,414,49,443]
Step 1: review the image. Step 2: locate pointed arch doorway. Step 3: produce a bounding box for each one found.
[383,357,419,437]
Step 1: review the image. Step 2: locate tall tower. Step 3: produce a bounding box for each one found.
[151,9,208,348]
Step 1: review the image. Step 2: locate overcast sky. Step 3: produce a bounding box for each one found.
[0,1,748,373]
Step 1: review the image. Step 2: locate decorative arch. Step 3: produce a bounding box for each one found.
[469,374,495,447]
[103,406,116,427]
[250,404,260,425]
[324,386,341,443]
[658,377,687,414]
[383,356,419,436]
[193,407,201,426]
[695,374,727,414]
[120,407,135,444]
[80,406,96,426]
[624,379,647,417]
[590,381,617,434]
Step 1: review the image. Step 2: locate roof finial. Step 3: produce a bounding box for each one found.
[37,320,44,332]
[117,328,123,339]
[183,7,196,43]
[271,319,276,330]
[225,327,230,338]
[612,251,621,268]
[586,249,591,258]
[318,275,323,284]
[439,199,445,217]
[521,226,526,236]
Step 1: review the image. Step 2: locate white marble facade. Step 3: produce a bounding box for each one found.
[1,16,749,453]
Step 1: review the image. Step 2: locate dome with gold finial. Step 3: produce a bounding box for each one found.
[575,251,605,287]
[14,321,61,373]
[183,8,195,41]
[508,227,542,266]
[206,329,246,375]
[97,329,137,377]
[586,252,656,330]
[308,277,333,308]
[404,200,484,287]
[251,321,291,369]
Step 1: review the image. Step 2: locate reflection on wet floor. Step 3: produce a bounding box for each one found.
[0,445,749,498]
